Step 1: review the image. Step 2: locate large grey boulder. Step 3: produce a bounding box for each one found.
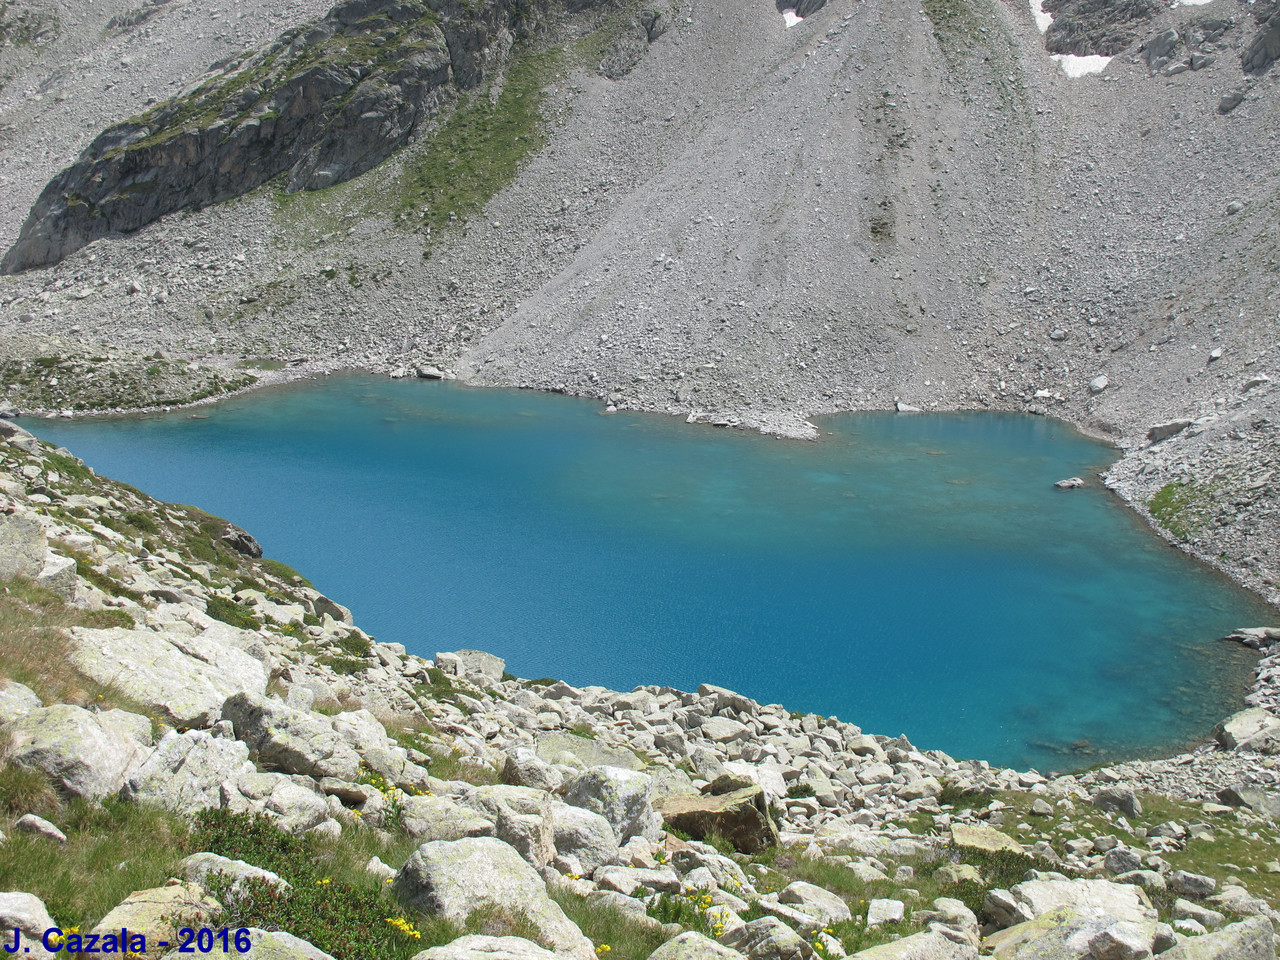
[92,882,221,949]
[646,932,743,960]
[414,936,561,960]
[435,650,505,681]
[71,625,267,728]
[123,729,254,814]
[393,838,593,960]
[401,796,495,842]
[563,766,661,843]
[991,879,1155,929]
[535,732,645,772]
[1214,708,1280,753]
[0,892,60,960]
[1216,784,1280,819]
[719,916,811,959]
[1091,788,1142,818]
[984,906,1157,960]
[0,514,48,578]
[463,786,556,868]
[550,802,621,875]
[236,929,337,960]
[1159,916,1274,959]
[222,693,361,781]
[654,785,779,854]
[851,930,978,958]
[223,772,333,835]
[181,853,290,899]
[502,747,564,792]
[5,704,150,800]
[779,881,852,924]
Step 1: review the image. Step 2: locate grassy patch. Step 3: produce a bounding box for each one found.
[260,557,312,587]
[205,595,262,631]
[0,578,144,710]
[188,810,460,960]
[551,887,668,960]
[1149,481,1219,540]
[397,46,561,244]
[0,799,185,928]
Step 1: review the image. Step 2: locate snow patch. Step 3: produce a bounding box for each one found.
[782,8,804,26]
[1174,0,1214,6]
[1030,0,1053,33]
[1052,53,1112,77]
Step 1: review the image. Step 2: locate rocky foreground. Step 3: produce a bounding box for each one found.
[1,423,1280,959]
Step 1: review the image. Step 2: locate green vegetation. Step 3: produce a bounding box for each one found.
[261,557,312,586]
[551,887,668,960]
[205,595,263,631]
[396,47,561,243]
[1150,481,1219,540]
[0,355,254,413]
[0,578,141,710]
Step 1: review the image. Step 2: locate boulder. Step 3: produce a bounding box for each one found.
[1159,916,1274,960]
[414,936,562,960]
[14,814,66,843]
[36,553,77,599]
[1005,879,1154,925]
[123,729,255,815]
[0,892,59,959]
[5,703,150,800]
[235,930,336,960]
[393,838,593,960]
[221,693,361,781]
[719,916,812,959]
[985,906,1155,960]
[868,899,906,927]
[463,786,555,867]
[402,796,496,842]
[223,772,332,835]
[654,786,778,854]
[550,802,620,874]
[1213,708,1280,753]
[852,930,977,959]
[0,681,41,725]
[699,717,750,744]
[502,747,564,792]
[1091,788,1142,817]
[949,823,1026,857]
[564,766,661,843]
[330,710,430,789]
[180,853,290,899]
[534,732,645,772]
[92,883,221,958]
[1147,420,1192,444]
[435,650,505,681]
[0,514,47,578]
[1168,871,1216,899]
[71,625,267,727]
[646,932,743,960]
[1216,784,1280,819]
[778,881,851,924]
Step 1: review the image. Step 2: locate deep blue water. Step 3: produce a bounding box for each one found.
[21,375,1272,772]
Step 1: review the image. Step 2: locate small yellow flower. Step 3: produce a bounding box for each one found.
[384,878,394,884]
[316,877,332,885]
[595,946,611,956]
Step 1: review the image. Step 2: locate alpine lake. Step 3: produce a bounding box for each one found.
[21,374,1276,773]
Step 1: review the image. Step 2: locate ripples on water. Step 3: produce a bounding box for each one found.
[23,375,1271,772]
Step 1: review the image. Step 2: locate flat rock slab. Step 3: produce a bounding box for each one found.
[71,625,267,727]
[849,929,979,959]
[950,823,1026,857]
[414,936,562,960]
[535,731,645,771]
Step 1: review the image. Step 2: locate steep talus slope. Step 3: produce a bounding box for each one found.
[0,0,1279,598]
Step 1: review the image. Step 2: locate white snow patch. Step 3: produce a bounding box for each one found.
[782,8,804,26]
[1030,0,1053,33]
[1052,53,1112,77]
[1173,0,1214,7]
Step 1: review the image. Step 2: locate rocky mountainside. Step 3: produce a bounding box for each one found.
[1,0,1280,609]
[2,419,1280,957]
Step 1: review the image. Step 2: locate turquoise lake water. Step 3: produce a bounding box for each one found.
[21,375,1274,772]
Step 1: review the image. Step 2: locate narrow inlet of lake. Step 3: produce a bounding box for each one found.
[22,375,1272,772]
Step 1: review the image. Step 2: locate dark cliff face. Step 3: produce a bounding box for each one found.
[0,0,561,274]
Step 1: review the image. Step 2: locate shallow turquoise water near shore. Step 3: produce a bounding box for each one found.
[23,375,1273,771]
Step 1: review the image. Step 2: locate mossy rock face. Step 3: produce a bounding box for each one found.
[1,0,529,273]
